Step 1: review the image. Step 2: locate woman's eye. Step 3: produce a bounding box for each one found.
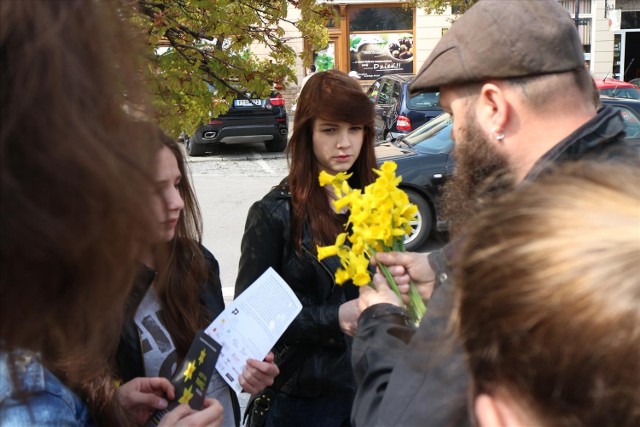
[322,128,336,133]
[350,126,363,131]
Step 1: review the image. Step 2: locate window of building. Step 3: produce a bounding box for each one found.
[349,7,412,31]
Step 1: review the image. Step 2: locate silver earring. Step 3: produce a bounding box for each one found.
[492,128,505,141]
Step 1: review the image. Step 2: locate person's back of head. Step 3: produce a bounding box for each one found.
[309,64,316,73]
[0,0,157,394]
[455,161,640,427]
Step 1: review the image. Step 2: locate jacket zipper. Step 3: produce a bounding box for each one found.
[302,245,336,295]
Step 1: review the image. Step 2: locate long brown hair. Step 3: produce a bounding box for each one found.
[455,161,640,426]
[287,70,377,250]
[154,133,210,359]
[1,0,156,422]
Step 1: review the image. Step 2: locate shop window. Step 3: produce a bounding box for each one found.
[621,11,640,29]
[348,6,414,80]
[349,7,412,31]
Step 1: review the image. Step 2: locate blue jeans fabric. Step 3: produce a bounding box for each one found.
[264,392,352,427]
[0,350,94,426]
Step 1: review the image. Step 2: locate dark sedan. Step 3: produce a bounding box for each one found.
[375,113,453,251]
[376,100,640,251]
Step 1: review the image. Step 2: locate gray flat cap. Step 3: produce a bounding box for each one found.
[410,0,585,94]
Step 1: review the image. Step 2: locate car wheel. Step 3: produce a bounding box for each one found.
[185,135,206,157]
[265,135,287,152]
[403,189,432,251]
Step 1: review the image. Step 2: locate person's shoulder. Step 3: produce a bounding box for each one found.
[255,178,291,211]
[198,243,219,267]
[0,351,92,425]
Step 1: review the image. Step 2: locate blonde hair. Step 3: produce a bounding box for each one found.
[455,161,640,427]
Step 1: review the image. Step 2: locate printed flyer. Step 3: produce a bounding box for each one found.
[204,267,302,394]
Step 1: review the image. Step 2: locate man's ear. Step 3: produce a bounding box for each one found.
[475,393,527,427]
[475,82,509,143]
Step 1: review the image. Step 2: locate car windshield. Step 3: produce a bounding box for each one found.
[403,113,453,154]
[599,87,640,100]
[407,91,440,110]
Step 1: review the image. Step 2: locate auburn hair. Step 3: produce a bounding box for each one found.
[287,70,377,250]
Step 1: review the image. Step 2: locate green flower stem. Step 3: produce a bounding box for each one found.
[393,237,426,324]
[376,261,403,301]
[369,245,425,324]
[408,280,427,323]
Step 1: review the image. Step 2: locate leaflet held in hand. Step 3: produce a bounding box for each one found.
[205,267,302,394]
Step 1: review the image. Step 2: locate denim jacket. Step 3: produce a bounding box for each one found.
[0,350,94,426]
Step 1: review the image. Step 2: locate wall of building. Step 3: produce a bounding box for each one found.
[274,0,627,103]
[593,0,615,77]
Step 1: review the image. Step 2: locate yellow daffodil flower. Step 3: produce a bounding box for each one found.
[316,161,426,323]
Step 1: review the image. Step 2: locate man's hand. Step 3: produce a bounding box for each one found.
[239,352,280,394]
[359,277,403,312]
[158,398,224,427]
[372,251,435,303]
[339,299,361,336]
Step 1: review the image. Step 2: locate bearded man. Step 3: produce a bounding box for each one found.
[350,1,639,426]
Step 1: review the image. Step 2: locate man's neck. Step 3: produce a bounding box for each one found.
[512,108,596,183]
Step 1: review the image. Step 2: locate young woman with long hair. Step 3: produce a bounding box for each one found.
[114,131,279,427]
[234,70,377,426]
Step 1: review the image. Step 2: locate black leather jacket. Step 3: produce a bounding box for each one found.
[115,244,240,426]
[351,106,640,427]
[235,180,358,399]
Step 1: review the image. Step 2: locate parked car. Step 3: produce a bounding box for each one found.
[183,92,288,156]
[376,98,640,251]
[366,73,442,141]
[375,113,453,250]
[630,78,640,89]
[594,78,640,100]
[600,95,640,139]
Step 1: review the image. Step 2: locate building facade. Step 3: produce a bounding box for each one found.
[278,0,639,105]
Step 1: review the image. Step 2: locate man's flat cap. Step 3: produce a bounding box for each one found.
[410,0,585,94]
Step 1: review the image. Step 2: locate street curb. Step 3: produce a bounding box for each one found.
[187,152,286,162]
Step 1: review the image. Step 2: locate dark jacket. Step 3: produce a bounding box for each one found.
[115,244,241,426]
[235,180,359,399]
[351,106,640,427]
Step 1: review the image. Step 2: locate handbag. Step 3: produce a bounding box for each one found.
[242,342,311,427]
[243,387,276,427]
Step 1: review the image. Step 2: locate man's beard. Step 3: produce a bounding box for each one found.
[442,113,516,239]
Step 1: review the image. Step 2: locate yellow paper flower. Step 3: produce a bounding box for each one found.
[316,161,426,323]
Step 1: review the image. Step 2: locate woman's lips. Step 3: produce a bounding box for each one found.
[334,155,352,162]
[165,218,179,227]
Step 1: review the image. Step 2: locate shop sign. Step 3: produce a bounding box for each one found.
[349,33,413,80]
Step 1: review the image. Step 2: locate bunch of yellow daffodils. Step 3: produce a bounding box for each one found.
[317,161,426,323]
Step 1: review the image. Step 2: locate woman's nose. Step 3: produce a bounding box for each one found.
[336,130,352,148]
[168,189,184,211]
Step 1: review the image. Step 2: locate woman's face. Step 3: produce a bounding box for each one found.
[312,119,364,175]
[151,146,184,243]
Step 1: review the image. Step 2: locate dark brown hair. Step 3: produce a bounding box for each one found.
[455,161,640,426]
[1,0,156,421]
[287,70,377,250]
[154,133,210,358]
